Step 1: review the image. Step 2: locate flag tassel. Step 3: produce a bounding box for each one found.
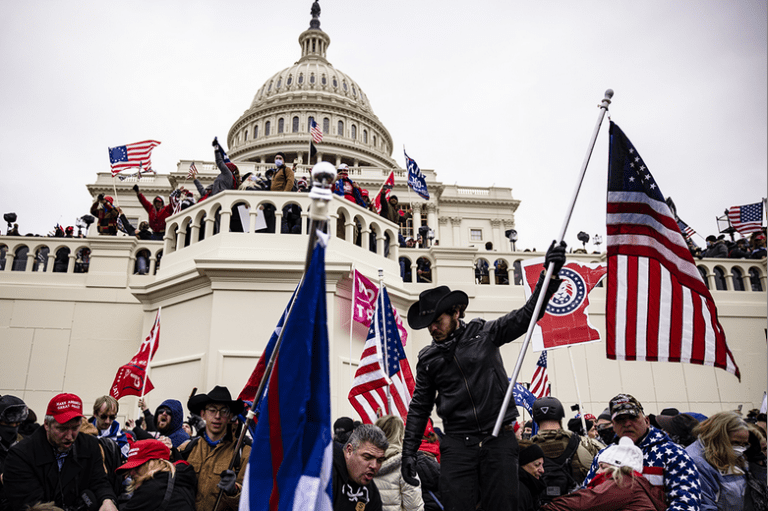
[492,89,614,437]
[211,163,335,511]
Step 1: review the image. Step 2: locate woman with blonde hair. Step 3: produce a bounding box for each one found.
[116,439,197,511]
[541,437,665,511]
[685,411,755,510]
[373,415,424,511]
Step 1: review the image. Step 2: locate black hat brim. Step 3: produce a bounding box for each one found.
[187,386,244,417]
[408,289,468,330]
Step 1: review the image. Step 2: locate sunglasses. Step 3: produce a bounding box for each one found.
[99,414,117,421]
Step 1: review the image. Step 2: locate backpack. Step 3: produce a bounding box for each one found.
[539,433,581,504]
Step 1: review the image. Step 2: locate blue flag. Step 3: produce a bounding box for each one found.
[512,381,539,435]
[405,150,429,200]
[240,237,332,511]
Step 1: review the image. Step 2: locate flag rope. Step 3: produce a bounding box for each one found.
[492,89,614,437]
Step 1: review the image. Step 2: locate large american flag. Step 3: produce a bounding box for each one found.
[728,202,764,235]
[349,286,414,423]
[310,119,323,144]
[108,140,160,176]
[606,122,740,379]
[529,351,551,399]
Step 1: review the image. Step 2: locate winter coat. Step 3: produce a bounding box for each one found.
[91,199,119,235]
[378,191,400,224]
[179,436,250,511]
[373,443,424,511]
[702,241,728,258]
[119,462,197,511]
[686,438,747,511]
[542,470,665,511]
[415,451,441,511]
[333,177,366,206]
[531,428,596,482]
[155,399,191,448]
[518,467,545,511]
[137,193,173,234]
[403,273,561,459]
[194,150,235,201]
[271,164,295,192]
[583,426,701,511]
[333,442,383,511]
[4,425,116,510]
[88,416,130,458]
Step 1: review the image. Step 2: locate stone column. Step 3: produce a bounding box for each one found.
[439,217,449,246]
[491,218,502,249]
[451,217,462,245]
[426,203,438,231]
[413,204,422,234]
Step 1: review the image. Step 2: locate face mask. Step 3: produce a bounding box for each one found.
[0,424,18,445]
[275,159,283,167]
[733,446,747,457]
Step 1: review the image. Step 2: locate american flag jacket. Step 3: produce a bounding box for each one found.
[582,426,701,511]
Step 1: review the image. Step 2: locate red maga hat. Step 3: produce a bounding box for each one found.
[46,393,84,424]
[116,439,170,472]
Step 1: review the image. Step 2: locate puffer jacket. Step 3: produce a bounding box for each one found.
[374,444,424,511]
[687,438,747,511]
[403,273,561,458]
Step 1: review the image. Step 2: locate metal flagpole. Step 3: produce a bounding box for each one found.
[404,145,416,239]
[377,268,393,414]
[139,307,160,410]
[567,347,589,436]
[210,162,336,511]
[349,265,356,415]
[492,89,614,437]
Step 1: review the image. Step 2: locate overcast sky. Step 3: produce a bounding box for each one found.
[1,1,765,251]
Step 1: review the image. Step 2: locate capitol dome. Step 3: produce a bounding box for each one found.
[227,14,397,170]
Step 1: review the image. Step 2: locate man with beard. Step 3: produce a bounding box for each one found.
[333,423,387,511]
[0,395,28,510]
[153,399,191,449]
[401,242,566,511]
[4,393,117,510]
[179,386,249,510]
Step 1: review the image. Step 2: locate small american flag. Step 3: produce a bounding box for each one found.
[310,119,323,144]
[529,351,550,399]
[606,122,739,379]
[187,162,198,180]
[108,140,160,176]
[349,286,414,423]
[728,202,763,235]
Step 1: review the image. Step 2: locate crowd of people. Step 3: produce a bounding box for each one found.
[692,232,767,260]
[2,389,764,511]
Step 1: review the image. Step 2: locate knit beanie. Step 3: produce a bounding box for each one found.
[519,443,545,466]
[597,436,644,473]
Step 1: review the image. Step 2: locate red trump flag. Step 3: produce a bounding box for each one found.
[110,309,161,400]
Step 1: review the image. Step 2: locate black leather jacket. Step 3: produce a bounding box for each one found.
[403,273,561,458]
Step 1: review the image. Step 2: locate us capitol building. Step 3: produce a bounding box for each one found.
[1,7,765,424]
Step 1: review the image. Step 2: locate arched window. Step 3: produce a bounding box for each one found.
[333,77,338,88]
[299,74,304,84]
[323,117,330,134]
[475,258,490,284]
[310,74,315,84]
[276,78,282,89]
[292,116,299,133]
[287,75,292,86]
[243,129,248,141]
[338,121,344,136]
[308,116,315,131]
[749,267,764,291]
[399,257,412,282]
[265,121,271,136]
[713,267,727,290]
[321,75,327,85]
[351,125,357,140]
[267,81,272,92]
[33,246,49,272]
[417,257,432,283]
[731,267,745,291]
[278,118,284,134]
[697,266,709,289]
[494,259,509,285]
[53,247,70,273]
[363,129,368,144]
[12,245,29,271]
[253,124,259,139]
[373,135,377,147]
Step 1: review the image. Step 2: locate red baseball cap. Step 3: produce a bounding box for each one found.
[116,439,170,472]
[46,393,84,424]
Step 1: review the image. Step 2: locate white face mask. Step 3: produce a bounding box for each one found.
[733,446,747,457]
[275,159,283,167]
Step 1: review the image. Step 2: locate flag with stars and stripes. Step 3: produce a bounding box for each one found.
[676,218,697,243]
[349,286,415,424]
[728,202,764,235]
[310,119,323,144]
[187,161,198,180]
[108,140,160,176]
[529,351,550,399]
[606,122,740,379]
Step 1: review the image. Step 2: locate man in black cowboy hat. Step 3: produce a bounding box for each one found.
[179,385,249,511]
[401,242,566,511]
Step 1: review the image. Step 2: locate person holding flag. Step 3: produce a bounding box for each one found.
[401,242,566,511]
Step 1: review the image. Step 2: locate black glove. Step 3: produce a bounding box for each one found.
[132,184,139,193]
[545,240,567,275]
[97,193,104,201]
[217,469,238,496]
[401,455,420,487]
[212,137,220,149]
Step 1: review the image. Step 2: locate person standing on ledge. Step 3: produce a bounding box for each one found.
[401,241,566,511]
